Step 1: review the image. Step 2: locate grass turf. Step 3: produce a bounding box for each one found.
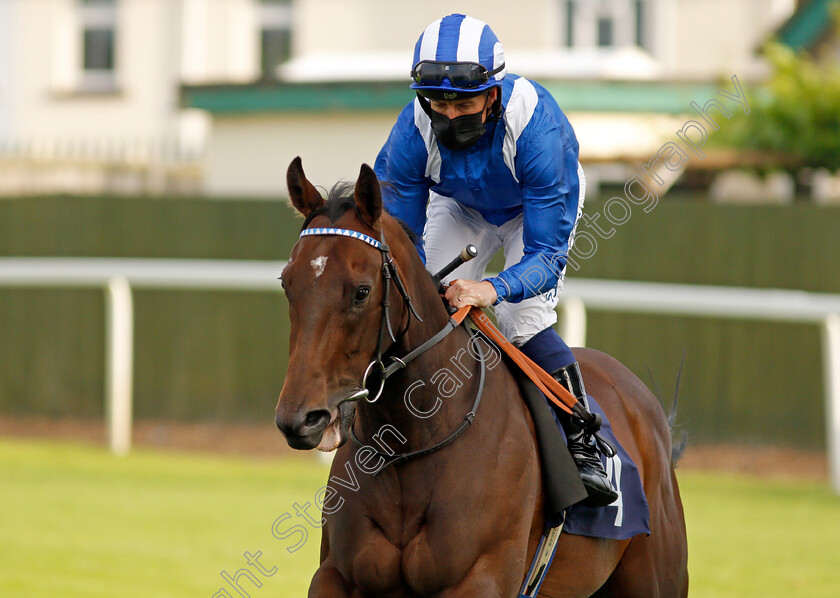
[0,439,325,597]
[680,470,840,597]
[1,438,838,597]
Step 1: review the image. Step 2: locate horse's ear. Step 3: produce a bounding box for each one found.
[286,157,324,216]
[354,163,382,227]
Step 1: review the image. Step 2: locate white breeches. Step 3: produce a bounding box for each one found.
[421,165,585,346]
[422,198,554,346]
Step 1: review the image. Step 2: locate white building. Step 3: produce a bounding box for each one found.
[0,0,796,196]
[0,0,292,194]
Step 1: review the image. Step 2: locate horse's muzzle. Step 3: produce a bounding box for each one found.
[276,408,331,450]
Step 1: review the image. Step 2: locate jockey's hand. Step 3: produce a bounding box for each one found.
[445,279,498,309]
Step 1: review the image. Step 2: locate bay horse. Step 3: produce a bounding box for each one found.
[275,157,688,597]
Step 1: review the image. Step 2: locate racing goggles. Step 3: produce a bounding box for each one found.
[410,60,505,89]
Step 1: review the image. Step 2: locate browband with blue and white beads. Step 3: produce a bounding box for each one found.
[299,227,386,251]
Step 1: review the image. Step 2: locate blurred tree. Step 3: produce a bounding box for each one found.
[718,39,840,172]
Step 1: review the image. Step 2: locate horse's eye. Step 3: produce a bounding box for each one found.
[353,286,371,305]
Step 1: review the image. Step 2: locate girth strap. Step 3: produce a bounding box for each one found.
[519,516,565,598]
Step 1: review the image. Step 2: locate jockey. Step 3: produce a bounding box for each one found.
[374,14,618,508]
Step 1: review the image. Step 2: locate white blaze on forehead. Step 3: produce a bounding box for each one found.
[310,256,328,278]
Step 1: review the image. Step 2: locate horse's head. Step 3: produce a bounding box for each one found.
[275,157,407,451]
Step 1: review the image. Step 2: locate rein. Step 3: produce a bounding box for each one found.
[468,309,576,415]
[467,307,615,452]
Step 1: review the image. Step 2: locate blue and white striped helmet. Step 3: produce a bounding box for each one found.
[410,14,506,99]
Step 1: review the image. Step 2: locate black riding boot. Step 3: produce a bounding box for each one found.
[552,362,619,508]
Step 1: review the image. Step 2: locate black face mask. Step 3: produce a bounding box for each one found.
[421,93,491,151]
[429,109,487,151]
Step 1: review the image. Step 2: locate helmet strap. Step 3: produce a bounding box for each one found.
[486,88,502,121]
[416,93,434,119]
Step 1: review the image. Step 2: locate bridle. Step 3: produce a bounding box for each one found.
[299,225,423,402]
[296,225,487,472]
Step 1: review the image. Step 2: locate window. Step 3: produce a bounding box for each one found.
[563,0,651,51]
[634,0,646,48]
[78,0,117,90]
[597,17,614,47]
[565,0,575,48]
[258,0,293,80]
[83,29,114,71]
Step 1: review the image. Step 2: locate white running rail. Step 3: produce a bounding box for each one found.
[558,278,840,495]
[1,258,838,494]
[0,258,284,456]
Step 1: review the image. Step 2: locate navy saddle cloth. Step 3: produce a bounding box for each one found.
[514,370,650,540]
[559,395,650,540]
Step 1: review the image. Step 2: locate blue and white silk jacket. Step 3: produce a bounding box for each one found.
[374,74,582,304]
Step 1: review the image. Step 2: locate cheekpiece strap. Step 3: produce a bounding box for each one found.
[299,227,386,251]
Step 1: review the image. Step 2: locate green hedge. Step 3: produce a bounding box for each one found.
[1,195,838,449]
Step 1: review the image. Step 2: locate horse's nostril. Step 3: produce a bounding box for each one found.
[303,409,331,431]
[275,408,331,443]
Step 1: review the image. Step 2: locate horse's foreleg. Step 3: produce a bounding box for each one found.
[433,576,505,598]
[433,554,522,598]
[309,528,353,598]
[308,558,353,598]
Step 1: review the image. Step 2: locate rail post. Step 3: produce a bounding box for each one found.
[822,313,840,493]
[104,277,134,456]
[558,296,587,348]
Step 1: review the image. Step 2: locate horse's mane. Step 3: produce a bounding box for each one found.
[299,181,419,247]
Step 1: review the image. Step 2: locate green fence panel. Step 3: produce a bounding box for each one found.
[1,195,838,449]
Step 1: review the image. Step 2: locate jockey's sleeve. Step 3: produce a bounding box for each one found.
[374,109,431,263]
[484,121,581,304]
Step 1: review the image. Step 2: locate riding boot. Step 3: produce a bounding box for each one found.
[552,362,619,508]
